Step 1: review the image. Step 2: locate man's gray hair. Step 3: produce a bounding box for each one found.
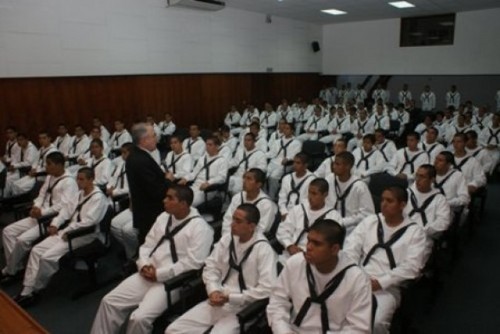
[131,123,149,145]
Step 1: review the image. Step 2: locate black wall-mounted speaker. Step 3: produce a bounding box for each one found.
[311,41,320,52]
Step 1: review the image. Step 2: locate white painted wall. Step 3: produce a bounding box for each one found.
[322,8,500,75]
[0,0,321,77]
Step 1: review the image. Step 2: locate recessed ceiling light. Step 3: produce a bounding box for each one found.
[321,8,347,16]
[388,1,415,9]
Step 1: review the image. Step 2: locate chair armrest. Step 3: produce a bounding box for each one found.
[236,298,269,323]
[112,193,129,202]
[203,183,225,193]
[65,225,96,241]
[228,167,238,176]
[164,269,200,292]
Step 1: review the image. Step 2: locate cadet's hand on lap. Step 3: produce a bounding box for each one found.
[47,226,58,236]
[371,278,382,292]
[287,245,302,256]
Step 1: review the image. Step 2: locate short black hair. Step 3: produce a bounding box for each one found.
[407,131,420,141]
[309,178,329,194]
[246,168,266,185]
[91,138,104,148]
[465,130,478,140]
[383,185,408,203]
[78,167,95,180]
[244,132,256,141]
[121,142,134,152]
[363,134,376,144]
[170,184,194,206]
[236,203,261,225]
[438,151,454,165]
[310,219,346,247]
[46,151,65,166]
[294,152,309,165]
[206,135,221,146]
[419,164,436,178]
[220,125,230,133]
[335,151,355,168]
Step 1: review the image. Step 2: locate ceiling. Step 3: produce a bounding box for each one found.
[226,0,500,24]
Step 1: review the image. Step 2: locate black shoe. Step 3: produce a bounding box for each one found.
[0,273,19,286]
[14,293,38,308]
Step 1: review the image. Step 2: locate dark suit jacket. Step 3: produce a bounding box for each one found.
[126,146,168,243]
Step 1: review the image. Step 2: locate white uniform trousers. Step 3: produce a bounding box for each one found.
[319,133,343,145]
[91,273,178,334]
[347,137,363,152]
[3,171,20,197]
[166,300,240,334]
[23,233,95,291]
[191,187,217,208]
[110,209,138,260]
[374,288,400,334]
[11,175,36,196]
[2,217,41,275]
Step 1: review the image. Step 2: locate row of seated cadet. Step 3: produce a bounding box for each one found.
[0,93,497,334]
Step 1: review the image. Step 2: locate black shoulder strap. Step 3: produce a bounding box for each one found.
[286,174,314,206]
[334,179,361,217]
[454,156,471,171]
[44,175,72,207]
[408,189,439,226]
[434,170,456,196]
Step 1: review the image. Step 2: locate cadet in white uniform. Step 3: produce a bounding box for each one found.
[390,104,410,137]
[452,133,487,195]
[224,106,242,135]
[266,123,302,199]
[166,203,277,334]
[344,186,426,334]
[277,179,343,260]
[3,133,39,198]
[386,132,429,184]
[3,126,21,165]
[326,152,375,234]
[315,138,348,179]
[349,109,375,151]
[11,131,58,197]
[91,185,213,334]
[1,152,78,282]
[158,113,177,140]
[352,134,385,180]
[222,168,278,236]
[14,167,108,306]
[466,130,493,175]
[375,130,397,163]
[53,124,73,158]
[92,117,111,144]
[478,112,500,174]
[319,108,351,145]
[182,124,206,162]
[278,153,315,220]
[445,85,461,109]
[179,136,227,208]
[86,138,112,188]
[297,107,326,142]
[260,103,278,134]
[164,135,193,183]
[228,133,267,195]
[109,120,133,157]
[419,127,445,164]
[67,125,90,165]
[404,165,451,259]
[267,220,372,334]
[420,85,436,112]
[353,84,368,104]
[398,84,412,105]
[371,104,390,132]
[218,126,238,160]
[434,151,470,209]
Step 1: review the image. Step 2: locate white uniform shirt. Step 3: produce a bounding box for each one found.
[224,112,242,129]
[278,171,315,215]
[136,208,214,282]
[326,175,375,230]
[187,153,227,187]
[405,184,451,240]
[164,151,193,180]
[109,130,132,151]
[454,155,486,188]
[267,252,372,334]
[479,125,500,150]
[352,148,385,178]
[267,137,301,164]
[386,148,429,181]
[260,111,278,131]
[220,136,238,159]
[370,114,390,131]
[419,141,445,164]
[107,158,129,197]
[61,187,108,235]
[34,145,58,172]
[4,140,21,164]
[398,90,413,104]
[230,148,267,177]
[466,146,493,175]
[87,156,112,186]
[11,142,39,170]
[54,134,73,157]
[434,169,470,208]
[203,233,276,308]
[182,137,206,161]
[315,156,335,179]
[68,135,90,160]
[344,214,426,290]
[222,190,278,235]
[420,92,436,111]
[303,115,326,134]
[158,121,176,137]
[37,172,79,228]
[277,201,343,252]
[351,118,375,137]
[445,91,461,109]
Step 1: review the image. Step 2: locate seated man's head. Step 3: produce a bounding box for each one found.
[231,203,260,240]
[381,186,407,220]
[415,164,436,193]
[243,168,265,193]
[45,152,66,176]
[307,178,329,210]
[306,219,345,268]
[163,185,193,216]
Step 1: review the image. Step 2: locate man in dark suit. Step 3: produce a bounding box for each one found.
[126,123,169,244]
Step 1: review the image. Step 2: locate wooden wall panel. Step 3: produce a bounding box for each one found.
[0,73,335,149]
